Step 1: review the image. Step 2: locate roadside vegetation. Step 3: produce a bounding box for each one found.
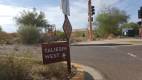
[18,25,41,44]
[15,9,49,44]
[94,7,140,39]
[0,54,71,80]
[95,7,129,38]
[71,31,87,42]
[121,22,140,31]
[0,26,2,32]
[0,30,13,44]
[56,31,66,41]
[0,7,140,45]
[0,9,77,80]
[0,4,141,80]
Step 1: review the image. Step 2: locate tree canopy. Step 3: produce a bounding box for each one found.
[121,22,140,30]
[95,7,129,38]
[0,26,2,32]
[15,9,49,44]
[15,9,48,29]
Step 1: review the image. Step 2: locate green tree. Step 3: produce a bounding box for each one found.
[15,8,48,31]
[95,7,129,38]
[0,26,2,32]
[15,9,50,44]
[18,25,40,44]
[121,22,140,31]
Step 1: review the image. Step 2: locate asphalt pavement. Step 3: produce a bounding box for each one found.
[70,45,142,80]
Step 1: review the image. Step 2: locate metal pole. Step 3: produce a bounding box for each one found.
[64,15,71,74]
[67,38,71,74]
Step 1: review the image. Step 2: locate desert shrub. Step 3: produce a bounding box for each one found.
[73,31,86,38]
[18,25,41,44]
[0,55,72,80]
[0,26,2,32]
[71,31,87,43]
[0,32,12,44]
[56,31,66,41]
[0,55,32,80]
[32,63,68,80]
[9,33,21,43]
[0,32,20,44]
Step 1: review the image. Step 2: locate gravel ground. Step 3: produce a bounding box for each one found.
[0,44,42,59]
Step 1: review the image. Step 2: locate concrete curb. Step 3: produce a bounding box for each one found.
[72,63,105,80]
[71,39,142,46]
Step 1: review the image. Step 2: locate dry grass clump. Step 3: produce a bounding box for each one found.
[0,54,75,80]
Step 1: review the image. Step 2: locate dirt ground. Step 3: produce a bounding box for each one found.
[0,44,42,58]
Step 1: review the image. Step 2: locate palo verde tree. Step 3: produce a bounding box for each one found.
[95,7,129,38]
[15,8,49,31]
[15,8,49,44]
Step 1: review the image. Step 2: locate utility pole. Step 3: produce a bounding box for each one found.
[88,0,95,41]
[138,7,142,39]
[141,7,142,27]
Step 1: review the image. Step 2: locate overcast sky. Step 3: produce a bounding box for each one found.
[0,0,142,32]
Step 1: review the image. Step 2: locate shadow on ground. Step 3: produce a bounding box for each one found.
[84,72,94,80]
[71,43,132,46]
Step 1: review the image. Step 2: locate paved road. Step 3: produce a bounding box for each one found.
[70,45,142,80]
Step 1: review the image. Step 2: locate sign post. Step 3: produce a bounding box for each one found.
[63,15,72,74]
[61,0,72,74]
[41,0,72,77]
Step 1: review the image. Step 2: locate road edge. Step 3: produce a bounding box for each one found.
[72,63,105,80]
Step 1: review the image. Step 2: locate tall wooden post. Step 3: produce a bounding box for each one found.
[88,0,93,41]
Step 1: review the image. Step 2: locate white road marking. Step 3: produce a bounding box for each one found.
[128,53,137,58]
[127,53,142,61]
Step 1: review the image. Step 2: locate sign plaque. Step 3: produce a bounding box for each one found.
[63,15,72,40]
[42,42,69,64]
